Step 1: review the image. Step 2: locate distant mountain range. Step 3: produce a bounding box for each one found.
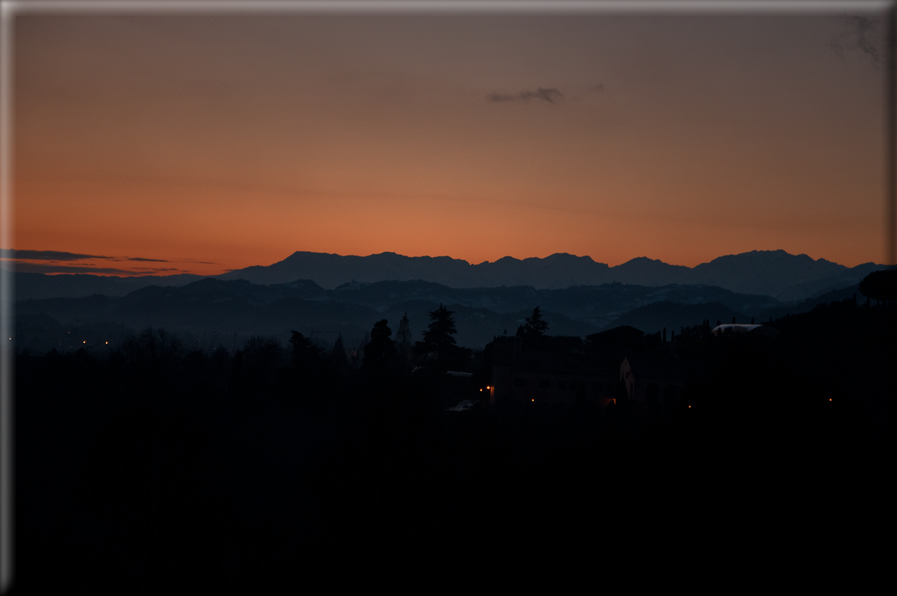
[12,272,205,301]
[11,249,888,302]
[10,249,890,350]
[217,249,882,297]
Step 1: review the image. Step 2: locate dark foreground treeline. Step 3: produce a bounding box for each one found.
[14,301,894,591]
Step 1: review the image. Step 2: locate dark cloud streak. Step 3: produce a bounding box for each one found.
[829,15,883,65]
[487,87,564,104]
[1,249,174,264]
[5,262,152,275]
[0,249,114,261]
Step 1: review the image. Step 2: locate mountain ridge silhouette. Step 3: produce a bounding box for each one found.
[216,249,881,297]
[10,249,887,301]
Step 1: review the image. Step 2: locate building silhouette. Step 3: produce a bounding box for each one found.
[488,326,699,409]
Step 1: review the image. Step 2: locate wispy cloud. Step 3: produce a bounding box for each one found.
[829,15,883,65]
[0,249,114,261]
[2,249,211,275]
[5,262,147,275]
[1,249,175,265]
[487,87,564,104]
[0,248,191,275]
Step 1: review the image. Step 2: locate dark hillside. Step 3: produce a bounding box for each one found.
[14,299,892,589]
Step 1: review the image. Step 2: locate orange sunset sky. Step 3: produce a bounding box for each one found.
[7,5,893,277]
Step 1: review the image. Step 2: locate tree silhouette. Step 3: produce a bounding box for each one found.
[349,330,369,370]
[122,327,183,369]
[395,312,412,369]
[121,327,183,391]
[859,269,897,306]
[364,319,396,370]
[331,333,351,379]
[289,330,322,368]
[418,303,458,367]
[242,336,284,373]
[524,306,549,338]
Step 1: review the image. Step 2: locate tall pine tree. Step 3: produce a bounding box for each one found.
[524,306,548,338]
[417,304,458,367]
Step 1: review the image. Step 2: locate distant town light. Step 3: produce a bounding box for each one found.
[829,398,832,402]
[105,341,108,344]
[83,341,86,344]
[531,398,534,402]
[688,405,692,408]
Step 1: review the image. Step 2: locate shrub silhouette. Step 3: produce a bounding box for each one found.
[859,269,897,305]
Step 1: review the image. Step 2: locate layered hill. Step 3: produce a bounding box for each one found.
[15,277,785,350]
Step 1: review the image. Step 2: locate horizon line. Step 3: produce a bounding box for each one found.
[2,247,888,278]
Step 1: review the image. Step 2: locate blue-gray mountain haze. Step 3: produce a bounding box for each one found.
[13,249,883,350]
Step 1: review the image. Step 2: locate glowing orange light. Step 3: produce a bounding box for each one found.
[83,341,86,344]
[829,398,832,401]
[688,405,692,408]
[105,341,108,344]
[480,388,483,392]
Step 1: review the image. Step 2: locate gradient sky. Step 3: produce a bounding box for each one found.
[9,6,891,276]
